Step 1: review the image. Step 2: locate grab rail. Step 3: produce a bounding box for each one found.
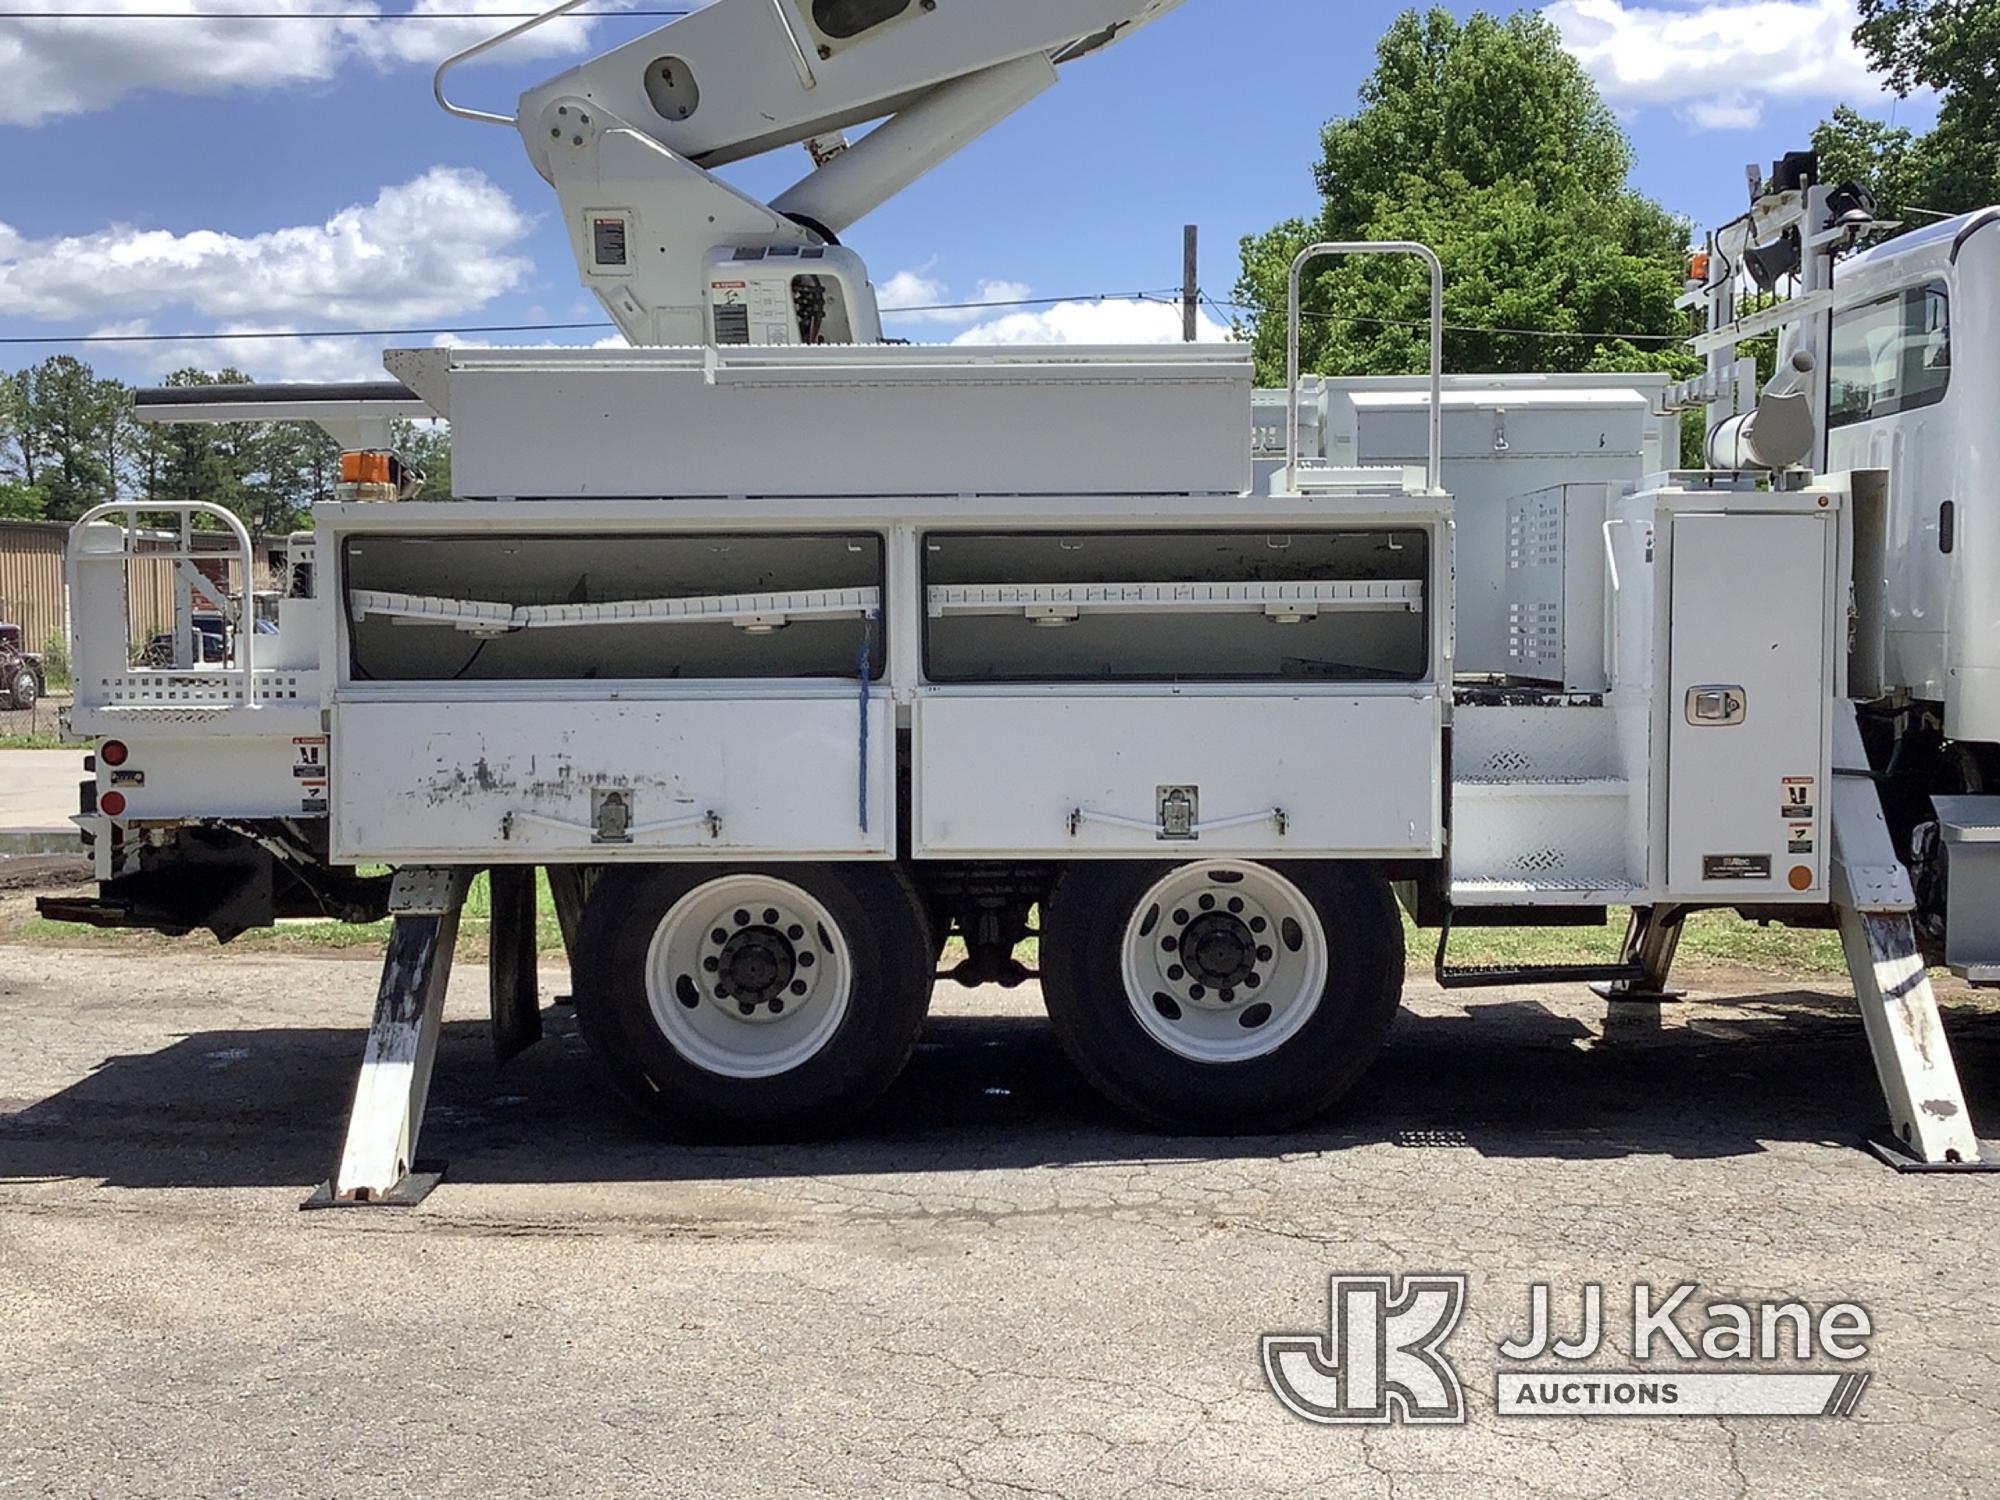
[1285,241,1445,491]
[434,0,599,127]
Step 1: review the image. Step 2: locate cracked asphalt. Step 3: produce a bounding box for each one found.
[2,943,1998,1499]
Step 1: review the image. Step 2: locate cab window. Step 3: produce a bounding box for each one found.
[1829,282,1950,428]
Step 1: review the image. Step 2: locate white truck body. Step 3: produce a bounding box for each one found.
[42,0,2000,1191]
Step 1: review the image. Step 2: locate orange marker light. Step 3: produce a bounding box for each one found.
[340,451,394,486]
[1789,866,1815,892]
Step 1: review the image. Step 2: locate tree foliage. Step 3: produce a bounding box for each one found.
[1818,2,2000,227]
[1855,0,2000,129]
[0,355,446,528]
[1235,8,1692,385]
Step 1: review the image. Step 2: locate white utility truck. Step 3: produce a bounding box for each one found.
[43,0,2000,1203]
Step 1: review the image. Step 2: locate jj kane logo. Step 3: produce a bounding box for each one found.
[1263,1276,1873,1425]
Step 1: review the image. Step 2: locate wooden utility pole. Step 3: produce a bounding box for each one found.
[1182,225,1199,342]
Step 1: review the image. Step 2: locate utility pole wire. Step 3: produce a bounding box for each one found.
[0,8,691,17]
[0,292,1188,347]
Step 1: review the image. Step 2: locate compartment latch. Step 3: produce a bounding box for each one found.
[1158,786,1199,840]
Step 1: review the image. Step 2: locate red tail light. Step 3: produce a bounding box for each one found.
[100,740,129,767]
[99,791,128,818]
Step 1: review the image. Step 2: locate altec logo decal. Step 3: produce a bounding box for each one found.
[1262,1277,1874,1424]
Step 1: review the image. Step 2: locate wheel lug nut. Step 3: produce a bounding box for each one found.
[1161,936,1178,952]
[1167,965,1184,981]
[711,928,728,944]
[787,923,804,940]
[1219,987,1235,1003]
[1245,972,1261,989]
[1256,945,1273,962]
[1227,897,1244,913]
[734,910,750,926]
[703,957,719,972]
[769,998,785,1015]
[1250,917,1267,934]
[1172,909,1189,925]
[798,952,815,968]
[763,908,779,924]
[737,1001,756,1016]
[1188,983,1206,1000]
[790,980,808,997]
[1198,894,1215,911]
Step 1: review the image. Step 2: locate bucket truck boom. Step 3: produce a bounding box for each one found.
[435,0,1187,345]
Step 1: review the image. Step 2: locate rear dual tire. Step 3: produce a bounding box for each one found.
[574,863,933,1140]
[1041,860,1403,1133]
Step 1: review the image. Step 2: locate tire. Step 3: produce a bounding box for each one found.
[1040,860,1404,1134]
[573,862,934,1140]
[6,667,36,712]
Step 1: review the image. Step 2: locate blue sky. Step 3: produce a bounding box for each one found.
[0,0,1936,384]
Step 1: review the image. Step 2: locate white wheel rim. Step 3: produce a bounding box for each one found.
[644,875,853,1080]
[1120,862,1328,1064]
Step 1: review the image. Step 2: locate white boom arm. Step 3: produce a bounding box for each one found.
[437,0,1187,347]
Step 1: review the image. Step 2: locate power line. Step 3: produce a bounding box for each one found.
[884,289,1181,315]
[0,292,1184,347]
[1204,295,1689,345]
[0,7,689,17]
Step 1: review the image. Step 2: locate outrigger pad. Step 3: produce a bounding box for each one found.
[1864,1138,2000,1174]
[299,1161,448,1210]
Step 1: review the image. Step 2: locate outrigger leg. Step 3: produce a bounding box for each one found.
[304,867,470,1208]
[1594,905,1689,1003]
[1830,708,1994,1171]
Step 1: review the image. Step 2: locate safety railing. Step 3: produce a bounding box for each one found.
[70,501,258,707]
[1286,241,1445,491]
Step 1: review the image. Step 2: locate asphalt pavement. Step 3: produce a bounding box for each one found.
[2,943,1997,1499]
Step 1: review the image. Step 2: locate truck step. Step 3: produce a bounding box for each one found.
[1435,958,1649,991]
[1433,920,1645,991]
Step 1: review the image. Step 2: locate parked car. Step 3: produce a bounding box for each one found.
[138,595,281,669]
[0,622,46,710]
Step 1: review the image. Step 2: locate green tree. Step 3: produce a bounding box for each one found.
[393,419,454,500]
[1816,2,2000,227]
[137,367,253,520]
[253,420,341,534]
[14,355,122,521]
[1235,8,1693,385]
[1855,0,2000,130]
[0,482,44,520]
[0,375,32,514]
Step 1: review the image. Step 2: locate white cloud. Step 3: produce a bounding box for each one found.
[878,267,1041,327]
[1677,91,1766,130]
[877,267,948,313]
[0,167,533,327]
[0,0,625,126]
[342,0,612,70]
[952,298,1232,347]
[106,326,403,386]
[1546,0,1883,131]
